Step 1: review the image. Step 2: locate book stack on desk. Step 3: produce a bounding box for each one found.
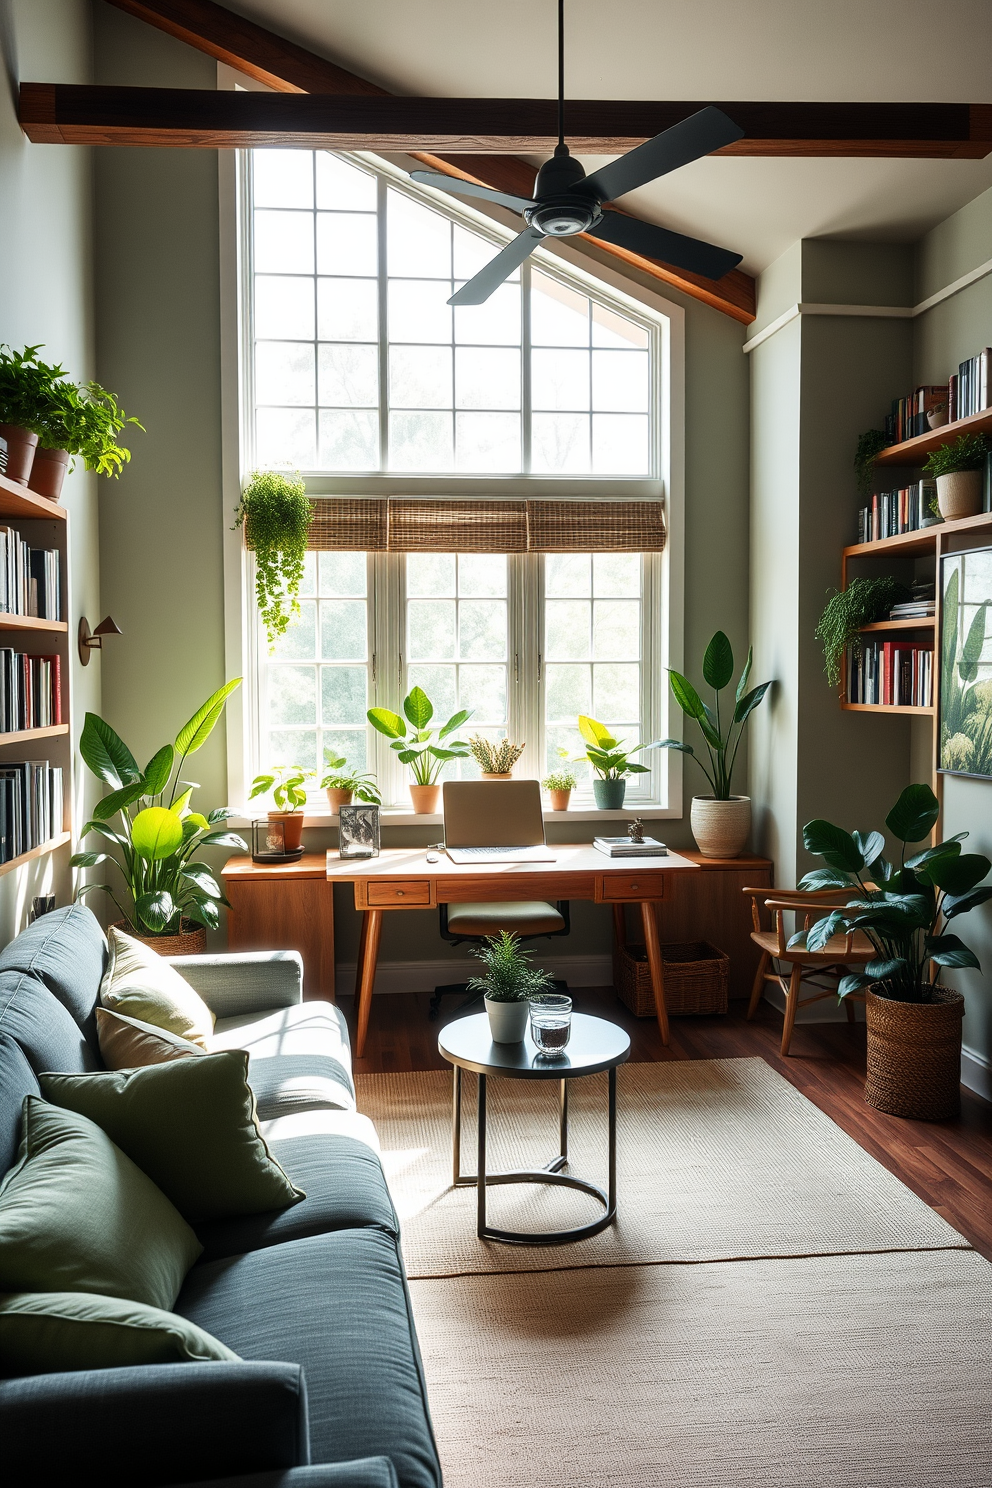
[593,836,668,858]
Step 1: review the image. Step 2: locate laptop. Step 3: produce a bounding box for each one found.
[442,779,556,863]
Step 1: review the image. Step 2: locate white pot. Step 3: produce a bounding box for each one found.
[936,469,982,521]
[690,795,751,859]
[484,996,529,1043]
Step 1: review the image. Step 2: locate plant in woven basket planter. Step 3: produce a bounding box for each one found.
[923,433,989,520]
[469,736,525,777]
[235,470,312,646]
[797,782,992,1119]
[467,930,555,1043]
[70,681,246,944]
[815,576,910,688]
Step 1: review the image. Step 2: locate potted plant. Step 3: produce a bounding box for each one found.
[469,736,525,778]
[923,433,989,520]
[234,470,312,646]
[320,749,381,812]
[467,930,556,1044]
[657,631,771,858]
[368,686,472,814]
[797,783,991,1120]
[576,716,658,811]
[31,377,143,499]
[249,765,313,851]
[542,754,577,811]
[0,345,64,485]
[815,577,910,688]
[70,681,246,953]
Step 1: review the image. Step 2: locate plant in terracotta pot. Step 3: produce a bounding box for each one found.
[467,930,556,1044]
[797,783,992,1120]
[657,631,771,859]
[70,680,246,951]
[542,754,577,812]
[320,749,381,812]
[249,764,313,852]
[0,344,67,486]
[923,433,989,521]
[577,715,658,811]
[469,736,524,779]
[235,470,312,647]
[368,686,472,813]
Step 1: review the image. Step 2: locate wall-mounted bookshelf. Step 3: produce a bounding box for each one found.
[873,406,992,468]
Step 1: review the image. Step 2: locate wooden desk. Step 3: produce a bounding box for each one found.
[324,846,699,1055]
[223,854,333,1001]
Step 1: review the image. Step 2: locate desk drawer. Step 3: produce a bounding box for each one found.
[600,872,668,903]
[366,880,432,907]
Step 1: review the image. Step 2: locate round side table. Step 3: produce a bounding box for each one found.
[437,1011,630,1246]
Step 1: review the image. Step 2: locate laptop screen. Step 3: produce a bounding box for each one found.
[442,780,546,848]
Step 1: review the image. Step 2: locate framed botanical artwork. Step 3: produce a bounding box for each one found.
[338,803,380,858]
[939,546,992,779]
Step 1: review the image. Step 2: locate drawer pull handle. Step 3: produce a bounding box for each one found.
[396,890,404,896]
[630,883,639,890]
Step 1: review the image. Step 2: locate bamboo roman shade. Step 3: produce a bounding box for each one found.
[298,499,665,553]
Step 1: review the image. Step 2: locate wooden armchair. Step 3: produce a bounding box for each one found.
[742,887,874,1056]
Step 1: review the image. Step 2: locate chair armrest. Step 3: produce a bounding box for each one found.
[166,951,304,1017]
[176,1462,398,1488]
[0,1361,309,1487]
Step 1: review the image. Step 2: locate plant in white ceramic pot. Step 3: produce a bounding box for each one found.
[657,632,771,859]
[923,433,988,521]
[467,930,556,1044]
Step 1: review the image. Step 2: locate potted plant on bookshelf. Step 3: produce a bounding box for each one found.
[657,631,771,858]
[542,753,577,811]
[368,686,472,814]
[467,930,556,1044]
[249,764,313,852]
[923,433,989,521]
[815,577,910,688]
[469,736,525,779]
[576,716,658,811]
[234,470,312,646]
[32,377,143,500]
[70,681,246,954]
[797,783,991,1120]
[0,345,64,486]
[320,749,381,812]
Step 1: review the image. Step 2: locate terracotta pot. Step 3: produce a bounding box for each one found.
[112,918,207,957]
[593,778,627,810]
[865,985,964,1121]
[28,446,70,502]
[936,469,982,521]
[269,810,304,851]
[0,424,38,486]
[690,795,751,858]
[548,788,571,811]
[409,783,441,814]
[485,996,529,1044]
[480,771,512,779]
[325,787,353,813]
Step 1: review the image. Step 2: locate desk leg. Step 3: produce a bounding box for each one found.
[640,900,670,1046]
[355,909,382,1058]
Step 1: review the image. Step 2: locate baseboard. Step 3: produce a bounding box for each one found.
[335,953,614,996]
[962,1042,992,1102]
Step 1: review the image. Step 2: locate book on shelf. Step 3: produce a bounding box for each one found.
[884,386,947,444]
[846,640,933,708]
[0,649,62,732]
[0,527,62,620]
[857,480,936,543]
[593,836,668,857]
[0,760,63,863]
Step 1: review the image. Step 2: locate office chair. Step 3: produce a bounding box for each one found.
[428,899,572,1021]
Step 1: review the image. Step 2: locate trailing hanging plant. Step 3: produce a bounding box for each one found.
[235,470,312,645]
[922,432,989,479]
[816,577,910,688]
[854,429,890,500]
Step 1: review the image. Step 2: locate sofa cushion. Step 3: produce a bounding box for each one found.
[0,970,98,1077]
[0,904,106,1050]
[210,1003,354,1116]
[178,1229,441,1488]
[96,1007,207,1069]
[196,1125,397,1262]
[101,928,215,1048]
[0,1035,39,1179]
[0,1290,239,1375]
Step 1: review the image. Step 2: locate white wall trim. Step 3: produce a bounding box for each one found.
[914,255,992,316]
[962,1041,992,1102]
[335,953,613,996]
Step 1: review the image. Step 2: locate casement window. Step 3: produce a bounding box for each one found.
[237,147,678,813]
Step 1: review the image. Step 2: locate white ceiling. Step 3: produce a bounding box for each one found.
[223,0,992,274]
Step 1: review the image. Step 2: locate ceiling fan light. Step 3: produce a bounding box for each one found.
[528,201,597,236]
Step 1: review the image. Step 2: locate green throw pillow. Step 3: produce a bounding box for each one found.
[0,1098,201,1311]
[40,1052,305,1225]
[0,1291,238,1375]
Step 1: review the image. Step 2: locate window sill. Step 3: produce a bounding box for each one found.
[227,805,679,829]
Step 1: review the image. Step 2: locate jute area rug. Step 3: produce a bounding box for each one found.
[355,1058,992,1488]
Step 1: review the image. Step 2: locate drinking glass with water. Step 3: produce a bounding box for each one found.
[529,993,572,1058]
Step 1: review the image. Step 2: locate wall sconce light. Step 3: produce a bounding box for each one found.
[78,615,123,666]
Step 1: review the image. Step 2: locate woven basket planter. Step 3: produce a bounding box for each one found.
[865,985,964,1121]
[616,939,729,1018]
[112,919,207,957]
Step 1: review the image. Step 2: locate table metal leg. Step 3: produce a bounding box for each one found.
[608,1064,617,1215]
[451,1065,462,1186]
[558,1078,568,1160]
[477,1072,487,1238]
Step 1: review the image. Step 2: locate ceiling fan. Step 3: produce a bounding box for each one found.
[409,0,745,306]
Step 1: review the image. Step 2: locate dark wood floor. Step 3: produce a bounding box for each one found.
[341,986,992,1262]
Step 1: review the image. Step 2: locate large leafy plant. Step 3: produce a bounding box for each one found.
[797,783,992,1004]
[71,681,246,937]
[368,687,472,786]
[656,631,771,798]
[576,716,657,780]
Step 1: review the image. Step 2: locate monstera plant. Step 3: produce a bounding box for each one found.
[71,681,246,938]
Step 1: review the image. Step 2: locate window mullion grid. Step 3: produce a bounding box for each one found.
[522,261,532,474]
[311,153,319,470]
[377,175,389,472]
[513,553,542,788]
[641,552,662,805]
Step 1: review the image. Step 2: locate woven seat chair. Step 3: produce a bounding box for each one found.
[742,887,874,1056]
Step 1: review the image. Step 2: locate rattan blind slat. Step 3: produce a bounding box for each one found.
[295,498,665,553]
[526,501,665,553]
[307,499,388,552]
[387,499,529,553]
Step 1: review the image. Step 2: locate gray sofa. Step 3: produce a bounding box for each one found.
[0,904,442,1488]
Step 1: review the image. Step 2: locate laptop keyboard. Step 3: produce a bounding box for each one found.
[449,845,541,858]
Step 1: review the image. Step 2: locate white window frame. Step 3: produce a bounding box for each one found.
[219,110,685,823]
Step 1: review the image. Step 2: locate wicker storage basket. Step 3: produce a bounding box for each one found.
[616,939,729,1018]
[865,985,964,1121]
[112,919,207,957]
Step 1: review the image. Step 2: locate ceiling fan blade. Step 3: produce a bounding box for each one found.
[583,106,745,203]
[588,212,742,281]
[448,227,544,306]
[409,171,534,214]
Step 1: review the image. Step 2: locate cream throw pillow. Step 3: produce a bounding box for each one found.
[96,1007,207,1070]
[100,928,215,1049]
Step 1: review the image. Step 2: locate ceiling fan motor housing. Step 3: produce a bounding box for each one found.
[527,145,602,236]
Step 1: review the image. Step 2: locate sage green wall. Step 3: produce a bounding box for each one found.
[0,0,102,941]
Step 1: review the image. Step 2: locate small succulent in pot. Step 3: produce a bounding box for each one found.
[467,930,556,1044]
[469,736,525,777]
[320,749,381,811]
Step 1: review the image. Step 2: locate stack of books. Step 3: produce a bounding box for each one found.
[884,386,947,444]
[593,835,667,858]
[847,641,933,707]
[889,582,935,622]
[0,649,62,732]
[0,761,63,862]
[951,348,992,422]
[856,480,936,543]
[0,527,62,620]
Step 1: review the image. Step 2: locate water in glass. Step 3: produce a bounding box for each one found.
[530,994,572,1058]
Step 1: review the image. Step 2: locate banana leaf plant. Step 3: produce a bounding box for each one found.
[656,631,771,798]
[367,686,473,786]
[70,681,247,937]
[795,782,992,1004]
